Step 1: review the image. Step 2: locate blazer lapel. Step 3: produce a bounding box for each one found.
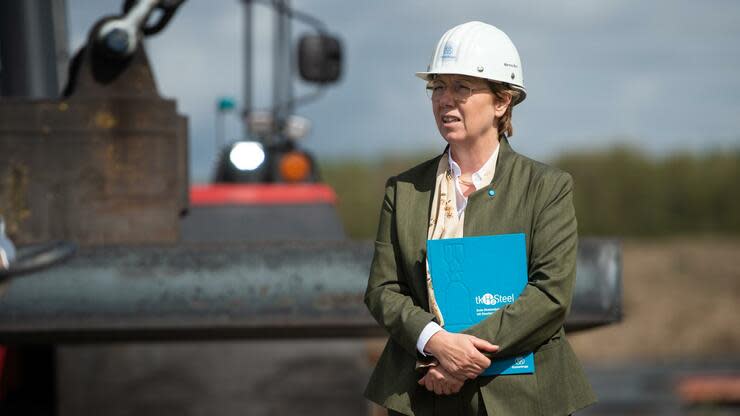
[396,155,441,305]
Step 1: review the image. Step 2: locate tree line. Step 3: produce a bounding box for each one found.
[322,147,740,239]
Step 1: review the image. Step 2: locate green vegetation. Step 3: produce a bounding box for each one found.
[320,147,740,240]
[555,147,740,237]
[319,154,434,239]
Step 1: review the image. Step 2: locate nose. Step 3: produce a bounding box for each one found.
[437,85,456,106]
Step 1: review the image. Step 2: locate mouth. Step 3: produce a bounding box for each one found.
[441,115,461,124]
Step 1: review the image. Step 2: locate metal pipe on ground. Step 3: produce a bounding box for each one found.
[0,239,621,344]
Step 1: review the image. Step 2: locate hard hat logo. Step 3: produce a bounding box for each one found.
[442,43,456,60]
[416,21,527,105]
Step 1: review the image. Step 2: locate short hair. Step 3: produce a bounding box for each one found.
[488,81,522,138]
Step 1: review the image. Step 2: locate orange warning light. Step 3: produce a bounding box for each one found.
[279,151,311,182]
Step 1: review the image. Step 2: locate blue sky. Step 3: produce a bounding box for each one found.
[68,1,740,182]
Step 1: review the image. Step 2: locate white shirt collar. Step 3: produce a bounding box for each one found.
[447,144,500,214]
[448,144,499,189]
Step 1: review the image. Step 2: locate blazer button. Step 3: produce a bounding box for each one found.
[488,189,496,197]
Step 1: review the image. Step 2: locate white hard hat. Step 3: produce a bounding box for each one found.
[416,21,526,105]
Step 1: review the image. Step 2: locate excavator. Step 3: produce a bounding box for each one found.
[0,1,621,414]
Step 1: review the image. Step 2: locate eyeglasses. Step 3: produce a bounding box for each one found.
[425,81,489,101]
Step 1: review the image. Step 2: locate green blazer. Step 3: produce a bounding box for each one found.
[364,137,596,416]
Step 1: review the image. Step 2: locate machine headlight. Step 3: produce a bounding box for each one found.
[229,141,265,171]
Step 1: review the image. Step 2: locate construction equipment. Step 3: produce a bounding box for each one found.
[0,1,621,414]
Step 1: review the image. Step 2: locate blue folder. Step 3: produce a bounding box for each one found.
[427,233,534,376]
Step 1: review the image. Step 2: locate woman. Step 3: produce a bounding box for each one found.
[364,21,596,415]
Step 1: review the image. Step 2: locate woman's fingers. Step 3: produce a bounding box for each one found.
[424,375,434,392]
[472,352,491,372]
[420,367,467,396]
[437,363,466,383]
[419,373,433,391]
[438,367,464,395]
[431,333,484,378]
[448,379,462,394]
[459,353,488,379]
[468,335,500,353]
[430,372,442,392]
[464,337,493,374]
[426,332,501,379]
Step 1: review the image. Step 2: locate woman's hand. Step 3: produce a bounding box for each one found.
[418,364,465,395]
[424,330,499,379]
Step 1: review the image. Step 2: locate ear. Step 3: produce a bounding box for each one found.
[493,92,512,118]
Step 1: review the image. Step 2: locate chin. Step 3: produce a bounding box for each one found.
[441,132,467,144]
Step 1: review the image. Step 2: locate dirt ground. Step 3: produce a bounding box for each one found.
[569,238,740,364]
